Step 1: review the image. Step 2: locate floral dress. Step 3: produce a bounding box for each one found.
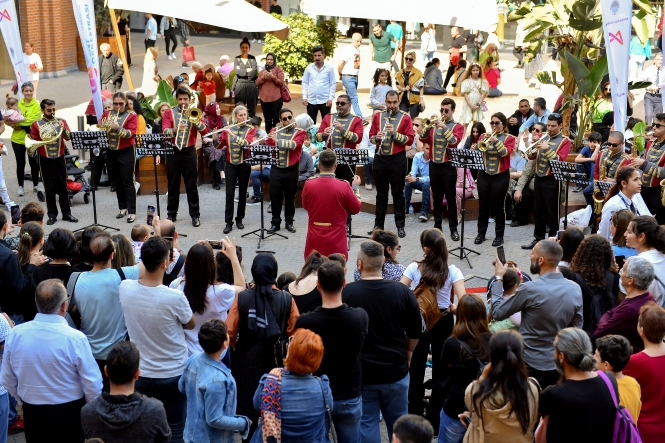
[459,78,489,124]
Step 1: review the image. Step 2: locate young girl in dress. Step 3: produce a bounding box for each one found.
[369,68,393,112]
[458,63,489,135]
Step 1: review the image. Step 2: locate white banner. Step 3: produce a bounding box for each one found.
[0,0,28,98]
[600,0,632,134]
[72,0,103,120]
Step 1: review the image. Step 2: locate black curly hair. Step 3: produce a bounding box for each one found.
[570,234,616,289]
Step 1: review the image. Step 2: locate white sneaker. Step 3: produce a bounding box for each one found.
[258,39,262,43]
[415,189,422,194]
[167,54,172,60]
[17,186,24,196]
[171,52,177,59]
[365,184,373,190]
[35,183,45,193]
[252,39,257,43]
[489,217,495,223]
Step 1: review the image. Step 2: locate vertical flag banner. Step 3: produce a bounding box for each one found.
[600,0,632,134]
[0,0,27,97]
[72,0,103,120]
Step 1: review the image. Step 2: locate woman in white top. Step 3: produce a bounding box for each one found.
[400,228,466,424]
[170,238,246,357]
[624,215,665,306]
[140,47,160,96]
[23,42,43,98]
[599,166,651,240]
[420,23,437,65]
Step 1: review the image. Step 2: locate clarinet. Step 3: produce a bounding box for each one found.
[324,113,337,149]
[375,110,393,155]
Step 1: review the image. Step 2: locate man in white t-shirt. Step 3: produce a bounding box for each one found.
[23,42,43,98]
[338,33,363,117]
[119,236,195,443]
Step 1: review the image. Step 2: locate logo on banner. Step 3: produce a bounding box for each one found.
[610,0,620,14]
[609,30,624,44]
[0,8,11,21]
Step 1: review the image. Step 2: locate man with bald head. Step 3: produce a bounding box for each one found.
[152,214,186,285]
[99,42,124,92]
[68,232,145,389]
[338,33,364,116]
[490,240,583,389]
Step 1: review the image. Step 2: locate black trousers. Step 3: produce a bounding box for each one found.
[225,162,251,224]
[641,185,665,224]
[270,163,299,225]
[443,63,456,89]
[164,27,178,55]
[39,155,71,218]
[124,33,131,65]
[23,397,85,443]
[374,151,407,229]
[166,145,200,219]
[534,174,560,239]
[514,185,535,224]
[136,375,187,443]
[399,102,420,119]
[144,38,156,51]
[408,312,454,431]
[260,98,283,133]
[430,162,458,230]
[11,142,40,187]
[306,103,331,124]
[477,170,510,238]
[234,80,258,117]
[106,147,137,214]
[90,150,107,188]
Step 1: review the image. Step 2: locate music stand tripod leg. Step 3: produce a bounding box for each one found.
[74,186,120,233]
[153,155,161,216]
[448,165,479,268]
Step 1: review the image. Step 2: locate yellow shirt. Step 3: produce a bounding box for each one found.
[617,375,641,424]
[136,114,147,135]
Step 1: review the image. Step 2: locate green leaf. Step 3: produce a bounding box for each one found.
[585,55,608,94]
[628,81,652,91]
[568,19,603,32]
[563,50,590,83]
[157,80,173,106]
[633,121,647,154]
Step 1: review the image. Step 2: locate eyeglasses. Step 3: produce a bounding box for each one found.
[440,108,451,113]
[653,123,665,129]
[405,57,414,61]
[281,115,293,121]
[113,102,125,106]
[335,101,348,106]
[490,121,501,126]
[608,142,621,147]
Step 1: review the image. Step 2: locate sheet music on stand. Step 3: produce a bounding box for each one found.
[244,144,278,166]
[596,180,613,197]
[334,148,369,165]
[549,160,590,186]
[70,130,109,152]
[135,134,174,155]
[448,148,486,170]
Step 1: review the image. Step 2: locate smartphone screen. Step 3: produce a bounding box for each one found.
[497,246,506,265]
[615,255,626,270]
[208,240,223,250]
[556,230,564,241]
[146,205,156,226]
[10,205,20,225]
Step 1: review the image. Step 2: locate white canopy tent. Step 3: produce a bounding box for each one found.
[300,0,499,32]
[107,0,290,39]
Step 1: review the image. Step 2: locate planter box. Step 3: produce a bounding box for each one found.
[76,36,120,72]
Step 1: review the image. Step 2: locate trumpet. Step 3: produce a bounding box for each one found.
[250,122,306,145]
[25,119,64,157]
[421,116,440,130]
[524,134,550,158]
[478,130,498,151]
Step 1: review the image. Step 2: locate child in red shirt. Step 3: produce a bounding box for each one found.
[200,69,217,103]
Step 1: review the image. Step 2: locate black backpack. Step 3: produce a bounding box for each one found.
[163,254,186,287]
[575,271,618,335]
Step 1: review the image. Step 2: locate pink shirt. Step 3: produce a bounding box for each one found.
[484,68,501,89]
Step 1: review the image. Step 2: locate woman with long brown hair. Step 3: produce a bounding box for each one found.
[438,294,491,443]
[17,221,47,321]
[610,209,637,258]
[285,251,329,315]
[624,215,665,305]
[400,228,466,430]
[475,112,515,247]
[395,51,425,118]
[599,166,651,240]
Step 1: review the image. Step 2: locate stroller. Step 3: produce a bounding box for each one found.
[64,148,92,205]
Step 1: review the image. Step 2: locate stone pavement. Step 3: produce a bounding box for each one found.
[0,33,655,443]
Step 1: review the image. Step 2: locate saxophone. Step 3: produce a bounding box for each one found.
[592,153,609,215]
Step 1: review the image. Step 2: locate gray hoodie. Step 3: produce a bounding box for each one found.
[81,392,171,443]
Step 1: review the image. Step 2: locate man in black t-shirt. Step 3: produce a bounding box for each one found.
[443,27,468,89]
[269,0,282,14]
[343,240,422,443]
[295,262,368,442]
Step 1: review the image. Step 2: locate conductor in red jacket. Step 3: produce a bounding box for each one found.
[302,150,362,259]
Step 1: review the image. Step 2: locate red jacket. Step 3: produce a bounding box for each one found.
[369,110,414,155]
[163,107,208,148]
[31,118,71,158]
[315,113,364,149]
[479,132,515,174]
[101,110,137,150]
[220,126,256,163]
[420,120,464,163]
[266,126,306,168]
[594,150,632,181]
[302,174,362,260]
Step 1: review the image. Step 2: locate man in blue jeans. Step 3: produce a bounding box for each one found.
[342,241,422,443]
[295,262,369,442]
[338,33,363,117]
[405,148,430,222]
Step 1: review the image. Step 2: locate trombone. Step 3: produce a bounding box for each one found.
[174,103,203,150]
[524,134,550,157]
[478,130,499,151]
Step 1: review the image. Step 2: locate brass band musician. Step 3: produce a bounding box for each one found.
[594,131,631,184]
[631,112,665,223]
[29,99,78,224]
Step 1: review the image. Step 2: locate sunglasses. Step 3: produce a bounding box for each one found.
[490,121,502,126]
[413,124,421,128]
[532,129,542,133]
[405,57,414,61]
[653,123,665,129]
[608,142,621,147]
[440,108,451,113]
[336,101,348,106]
[281,115,293,121]
[113,102,125,106]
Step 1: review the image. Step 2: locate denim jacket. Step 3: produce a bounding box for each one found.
[179,352,250,443]
[251,371,333,443]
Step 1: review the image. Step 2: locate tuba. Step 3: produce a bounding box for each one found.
[25,119,63,157]
[478,130,498,151]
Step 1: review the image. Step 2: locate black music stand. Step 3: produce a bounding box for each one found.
[448,149,484,268]
[242,145,287,249]
[335,148,370,250]
[70,131,118,232]
[595,180,613,198]
[550,160,590,230]
[136,134,174,217]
